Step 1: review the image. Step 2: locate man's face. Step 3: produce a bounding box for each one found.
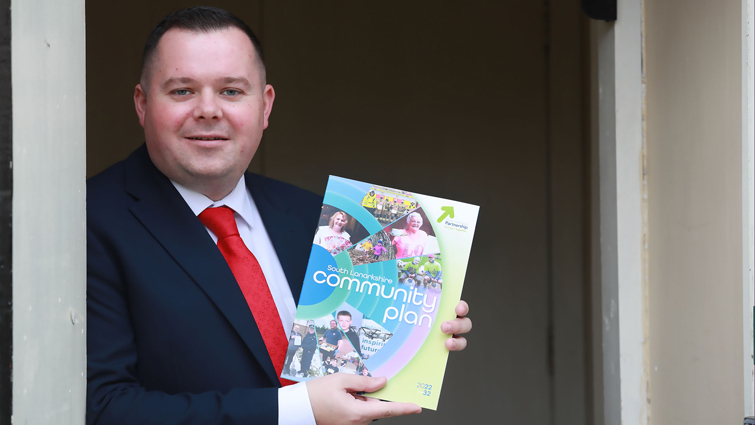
[337,315,352,331]
[134,28,274,199]
[330,320,337,329]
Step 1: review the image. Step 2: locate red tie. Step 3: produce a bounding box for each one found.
[198,206,295,387]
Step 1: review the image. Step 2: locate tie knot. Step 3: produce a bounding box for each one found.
[198,206,239,239]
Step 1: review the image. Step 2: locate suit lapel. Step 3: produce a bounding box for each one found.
[245,174,313,303]
[123,146,279,386]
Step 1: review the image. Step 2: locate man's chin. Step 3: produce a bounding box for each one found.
[183,162,244,181]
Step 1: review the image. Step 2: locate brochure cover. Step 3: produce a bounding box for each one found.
[281,176,479,410]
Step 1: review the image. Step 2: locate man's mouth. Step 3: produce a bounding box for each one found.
[187,136,228,140]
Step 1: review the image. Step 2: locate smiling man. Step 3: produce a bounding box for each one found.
[134,23,273,201]
[86,6,471,425]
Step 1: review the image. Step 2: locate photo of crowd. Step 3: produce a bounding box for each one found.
[312,205,369,256]
[360,186,418,225]
[397,254,443,291]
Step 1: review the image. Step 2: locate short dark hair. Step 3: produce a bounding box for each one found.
[141,6,265,84]
[337,310,351,319]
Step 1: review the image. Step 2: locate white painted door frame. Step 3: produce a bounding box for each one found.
[592,0,647,423]
[593,0,754,423]
[742,0,754,415]
[11,0,87,423]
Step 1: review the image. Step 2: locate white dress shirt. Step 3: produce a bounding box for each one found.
[172,177,315,425]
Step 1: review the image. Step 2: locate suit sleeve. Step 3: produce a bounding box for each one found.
[86,224,279,425]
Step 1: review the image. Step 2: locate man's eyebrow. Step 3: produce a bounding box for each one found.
[161,77,197,89]
[160,77,254,90]
[218,77,252,88]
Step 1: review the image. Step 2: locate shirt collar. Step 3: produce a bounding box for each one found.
[171,176,253,229]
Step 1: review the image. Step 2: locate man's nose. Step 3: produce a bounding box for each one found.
[194,90,223,120]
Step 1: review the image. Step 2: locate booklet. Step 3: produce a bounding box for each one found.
[281,176,479,409]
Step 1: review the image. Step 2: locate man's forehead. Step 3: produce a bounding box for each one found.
[158,26,254,50]
[156,28,255,63]
[144,27,262,87]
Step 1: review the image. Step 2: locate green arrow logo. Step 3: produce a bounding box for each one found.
[437,206,455,223]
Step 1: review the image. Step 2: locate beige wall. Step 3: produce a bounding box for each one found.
[86,1,588,423]
[645,0,746,423]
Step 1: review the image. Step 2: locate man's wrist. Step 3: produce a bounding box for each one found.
[278,382,316,425]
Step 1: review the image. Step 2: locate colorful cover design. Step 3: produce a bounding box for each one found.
[281,176,479,409]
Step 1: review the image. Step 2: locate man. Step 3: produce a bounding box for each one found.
[421,254,443,289]
[299,326,319,377]
[399,257,422,284]
[360,190,377,215]
[87,6,471,425]
[321,320,342,363]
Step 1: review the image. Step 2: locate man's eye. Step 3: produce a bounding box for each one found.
[173,89,191,96]
[222,89,240,96]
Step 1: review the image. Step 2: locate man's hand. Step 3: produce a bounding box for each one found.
[441,300,472,351]
[307,374,421,425]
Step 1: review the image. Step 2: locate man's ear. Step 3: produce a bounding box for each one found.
[134,84,148,128]
[262,84,275,130]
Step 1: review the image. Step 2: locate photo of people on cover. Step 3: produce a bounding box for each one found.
[383,208,439,259]
[314,307,372,377]
[330,307,369,376]
[397,254,443,291]
[359,186,418,225]
[283,306,384,379]
[346,229,394,266]
[312,205,370,256]
[282,320,323,379]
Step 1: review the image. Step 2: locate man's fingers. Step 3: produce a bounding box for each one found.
[441,316,472,335]
[441,299,471,334]
[455,300,469,317]
[338,374,388,393]
[360,399,422,418]
[308,373,421,425]
[445,336,467,351]
[442,302,472,352]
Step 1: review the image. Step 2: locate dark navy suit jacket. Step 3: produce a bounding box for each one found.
[86,145,321,424]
